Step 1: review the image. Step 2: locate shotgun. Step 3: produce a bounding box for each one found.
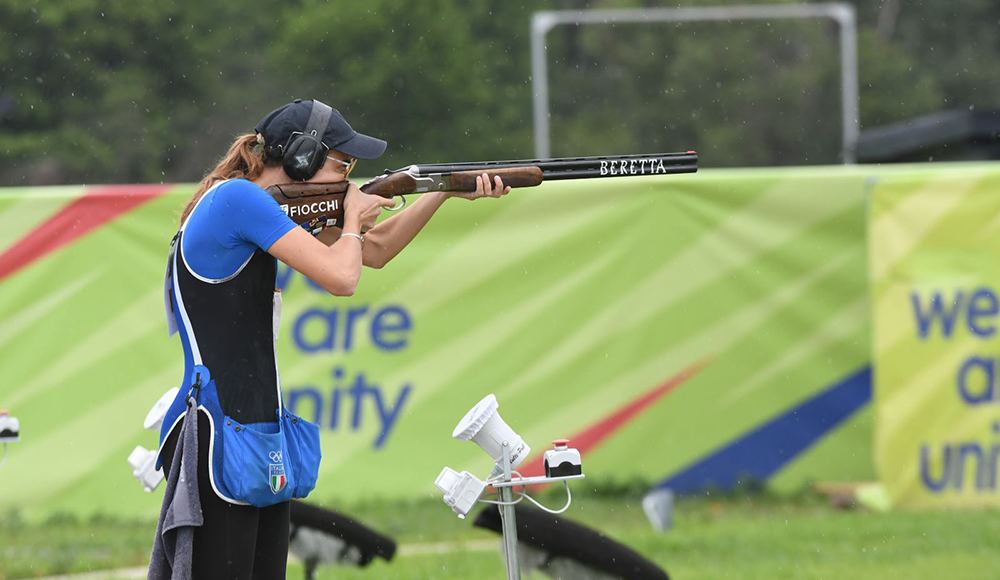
[266,151,697,235]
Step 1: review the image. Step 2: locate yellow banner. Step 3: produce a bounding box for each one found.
[870,167,1000,508]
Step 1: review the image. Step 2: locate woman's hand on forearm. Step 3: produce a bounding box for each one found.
[448,173,511,201]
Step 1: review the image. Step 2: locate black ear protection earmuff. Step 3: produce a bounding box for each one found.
[279,100,334,181]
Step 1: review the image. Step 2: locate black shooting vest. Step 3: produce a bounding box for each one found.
[173,233,280,424]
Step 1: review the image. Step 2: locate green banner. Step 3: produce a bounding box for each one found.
[870,165,1000,508]
[0,166,886,518]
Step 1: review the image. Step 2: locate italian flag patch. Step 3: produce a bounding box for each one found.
[269,463,287,494]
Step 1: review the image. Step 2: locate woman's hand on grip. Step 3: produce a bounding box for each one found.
[345,183,395,232]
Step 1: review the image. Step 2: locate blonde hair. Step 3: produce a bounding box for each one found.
[180,133,278,224]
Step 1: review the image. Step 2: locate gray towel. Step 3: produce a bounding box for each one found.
[148,396,203,580]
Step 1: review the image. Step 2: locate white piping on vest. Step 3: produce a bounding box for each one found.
[156,407,250,506]
[172,243,202,367]
[184,253,255,285]
[273,291,284,415]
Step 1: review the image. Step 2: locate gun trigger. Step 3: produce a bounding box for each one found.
[387,196,406,212]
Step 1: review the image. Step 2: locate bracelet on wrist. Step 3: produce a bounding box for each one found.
[340,232,364,246]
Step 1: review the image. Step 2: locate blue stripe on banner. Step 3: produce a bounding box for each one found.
[655,366,872,494]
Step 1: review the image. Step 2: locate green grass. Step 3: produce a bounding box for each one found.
[0,511,152,579]
[2,486,999,579]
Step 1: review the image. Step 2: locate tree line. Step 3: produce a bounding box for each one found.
[1,0,996,186]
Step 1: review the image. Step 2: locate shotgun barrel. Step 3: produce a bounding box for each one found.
[407,151,698,180]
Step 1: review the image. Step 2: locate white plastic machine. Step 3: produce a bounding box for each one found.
[0,409,21,468]
[126,387,178,492]
[434,394,584,580]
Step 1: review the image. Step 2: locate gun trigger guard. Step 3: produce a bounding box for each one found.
[386,196,406,212]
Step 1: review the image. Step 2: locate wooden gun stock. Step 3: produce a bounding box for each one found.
[266,181,351,236]
[268,182,350,199]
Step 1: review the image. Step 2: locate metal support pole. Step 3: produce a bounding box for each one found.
[832,4,859,163]
[499,441,521,580]
[531,13,554,161]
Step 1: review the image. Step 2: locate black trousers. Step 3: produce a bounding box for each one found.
[160,411,290,580]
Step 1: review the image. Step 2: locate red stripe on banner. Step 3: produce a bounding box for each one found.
[515,358,712,481]
[0,184,172,282]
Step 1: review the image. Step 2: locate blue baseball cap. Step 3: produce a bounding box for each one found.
[255,99,387,160]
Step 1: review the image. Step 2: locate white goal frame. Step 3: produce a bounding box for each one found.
[530,3,859,163]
